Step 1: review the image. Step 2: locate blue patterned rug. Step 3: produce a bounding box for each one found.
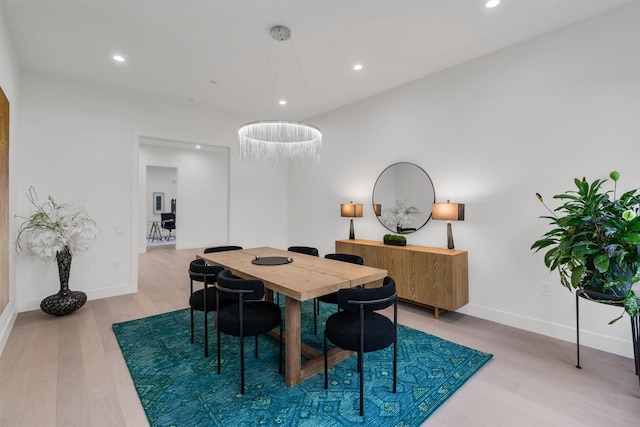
[113,303,492,426]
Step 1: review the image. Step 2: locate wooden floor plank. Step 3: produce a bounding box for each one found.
[56,315,91,427]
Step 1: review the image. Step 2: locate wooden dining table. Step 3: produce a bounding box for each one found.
[198,246,387,386]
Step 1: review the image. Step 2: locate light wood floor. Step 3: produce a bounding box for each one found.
[1,245,639,426]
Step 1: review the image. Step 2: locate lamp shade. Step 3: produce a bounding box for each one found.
[341,202,363,218]
[432,202,465,221]
[373,203,381,217]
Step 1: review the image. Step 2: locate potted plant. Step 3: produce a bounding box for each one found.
[531,171,640,323]
[16,187,99,316]
[383,234,407,246]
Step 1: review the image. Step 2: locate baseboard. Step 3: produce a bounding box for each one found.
[458,303,634,359]
[0,302,18,357]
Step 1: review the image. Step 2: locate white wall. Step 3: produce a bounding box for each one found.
[139,141,231,251]
[13,72,289,312]
[146,165,177,221]
[288,4,640,357]
[0,1,21,355]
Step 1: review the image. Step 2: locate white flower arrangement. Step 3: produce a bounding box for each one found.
[380,199,421,230]
[16,187,99,259]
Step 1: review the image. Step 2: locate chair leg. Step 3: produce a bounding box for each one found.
[314,298,318,335]
[240,335,245,394]
[279,322,283,375]
[323,330,329,389]
[216,327,221,374]
[255,335,259,358]
[393,337,397,393]
[204,310,209,357]
[358,350,364,416]
[190,308,194,344]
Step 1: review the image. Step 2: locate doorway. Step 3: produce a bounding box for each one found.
[137,137,230,253]
[146,166,177,248]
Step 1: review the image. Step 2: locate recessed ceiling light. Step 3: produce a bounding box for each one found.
[113,54,125,62]
[486,0,500,8]
[279,99,287,105]
[353,64,363,71]
[195,145,201,149]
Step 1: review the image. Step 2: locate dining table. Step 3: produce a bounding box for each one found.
[197,246,387,386]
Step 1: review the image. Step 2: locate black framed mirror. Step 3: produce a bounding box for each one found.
[372,162,436,234]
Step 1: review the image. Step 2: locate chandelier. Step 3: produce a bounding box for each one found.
[238,25,322,164]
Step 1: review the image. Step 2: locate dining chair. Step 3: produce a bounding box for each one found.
[188,259,225,357]
[313,253,364,334]
[215,269,283,394]
[323,276,397,416]
[287,246,319,256]
[280,246,320,305]
[204,245,243,253]
[188,246,242,357]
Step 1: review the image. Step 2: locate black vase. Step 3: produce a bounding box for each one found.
[40,246,87,316]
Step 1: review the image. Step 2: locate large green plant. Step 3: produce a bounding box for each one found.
[531,171,640,322]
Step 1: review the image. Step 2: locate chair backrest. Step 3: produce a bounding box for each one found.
[161,213,175,231]
[287,246,319,257]
[189,258,223,284]
[204,245,243,254]
[216,269,265,301]
[324,253,364,265]
[337,276,397,312]
[161,212,175,222]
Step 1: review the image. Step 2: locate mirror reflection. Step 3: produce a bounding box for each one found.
[372,162,436,234]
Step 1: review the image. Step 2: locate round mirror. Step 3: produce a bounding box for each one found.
[372,162,436,234]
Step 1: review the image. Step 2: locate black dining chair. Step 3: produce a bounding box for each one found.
[204,245,243,254]
[215,269,283,394]
[324,276,397,416]
[287,246,319,257]
[280,246,320,305]
[188,246,242,357]
[188,259,225,357]
[314,253,364,335]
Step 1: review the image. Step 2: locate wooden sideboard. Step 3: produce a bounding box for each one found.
[335,239,468,318]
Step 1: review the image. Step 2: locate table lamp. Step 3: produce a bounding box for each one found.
[432,200,465,249]
[341,201,363,240]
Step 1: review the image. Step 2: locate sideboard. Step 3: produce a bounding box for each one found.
[335,239,468,318]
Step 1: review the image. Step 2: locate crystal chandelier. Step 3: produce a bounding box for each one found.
[238,25,322,164]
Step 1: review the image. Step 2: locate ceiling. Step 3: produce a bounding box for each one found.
[1,0,634,121]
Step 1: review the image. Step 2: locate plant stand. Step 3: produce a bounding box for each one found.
[575,290,640,386]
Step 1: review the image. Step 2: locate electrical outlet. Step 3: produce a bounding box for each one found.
[541,281,551,296]
[113,261,121,270]
[114,227,125,235]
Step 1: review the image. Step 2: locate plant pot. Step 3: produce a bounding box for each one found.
[581,283,627,303]
[383,237,406,246]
